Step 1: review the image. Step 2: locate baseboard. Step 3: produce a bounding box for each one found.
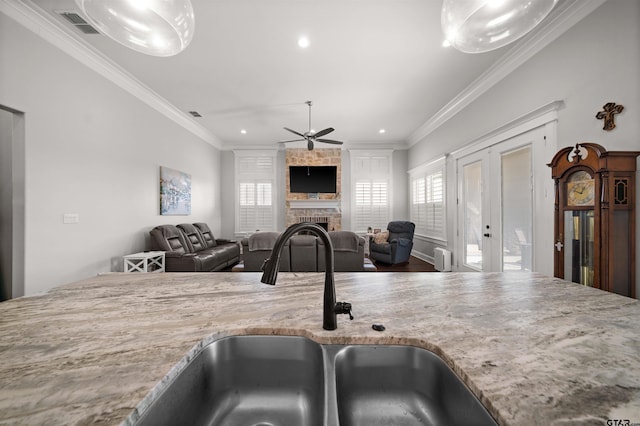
[411,250,435,266]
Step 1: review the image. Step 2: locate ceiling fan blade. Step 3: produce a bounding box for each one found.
[278,139,305,143]
[284,127,305,138]
[313,127,334,138]
[316,139,344,145]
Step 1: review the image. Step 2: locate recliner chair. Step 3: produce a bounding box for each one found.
[369,221,415,265]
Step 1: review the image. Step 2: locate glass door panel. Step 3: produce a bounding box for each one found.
[501,147,532,271]
[563,210,595,286]
[463,161,483,270]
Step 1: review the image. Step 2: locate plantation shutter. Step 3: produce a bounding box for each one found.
[235,152,276,233]
[412,177,427,232]
[426,171,444,236]
[350,150,393,233]
[410,162,445,240]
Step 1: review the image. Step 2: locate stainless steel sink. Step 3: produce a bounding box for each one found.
[133,336,497,426]
[135,335,325,426]
[332,345,497,426]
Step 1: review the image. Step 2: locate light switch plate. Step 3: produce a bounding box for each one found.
[63,213,79,224]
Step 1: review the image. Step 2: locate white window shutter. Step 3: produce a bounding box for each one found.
[235,152,276,233]
[410,165,445,240]
[350,150,393,233]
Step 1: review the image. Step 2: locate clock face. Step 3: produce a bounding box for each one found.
[566,171,595,207]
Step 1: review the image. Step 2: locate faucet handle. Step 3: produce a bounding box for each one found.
[261,258,270,271]
[334,302,354,320]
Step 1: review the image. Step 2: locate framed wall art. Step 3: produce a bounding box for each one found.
[159,166,191,215]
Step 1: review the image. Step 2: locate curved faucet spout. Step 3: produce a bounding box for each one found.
[261,222,347,330]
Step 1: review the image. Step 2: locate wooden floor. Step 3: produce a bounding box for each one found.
[229,254,437,272]
[368,255,437,272]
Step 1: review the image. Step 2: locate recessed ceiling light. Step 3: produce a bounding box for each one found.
[442,39,451,47]
[379,129,386,134]
[240,129,247,134]
[298,36,310,48]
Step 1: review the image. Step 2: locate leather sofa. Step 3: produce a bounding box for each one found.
[149,223,240,272]
[234,230,376,272]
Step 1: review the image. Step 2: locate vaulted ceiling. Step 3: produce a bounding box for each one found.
[25,0,600,150]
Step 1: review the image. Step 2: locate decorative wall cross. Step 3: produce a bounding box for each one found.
[596,102,624,131]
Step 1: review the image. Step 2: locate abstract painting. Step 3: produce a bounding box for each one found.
[160,166,191,215]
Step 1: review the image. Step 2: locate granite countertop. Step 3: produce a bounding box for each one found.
[1,272,639,425]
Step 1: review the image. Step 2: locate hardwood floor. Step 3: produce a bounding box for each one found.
[228,253,437,272]
[369,255,437,272]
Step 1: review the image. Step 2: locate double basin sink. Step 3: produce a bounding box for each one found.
[134,335,497,426]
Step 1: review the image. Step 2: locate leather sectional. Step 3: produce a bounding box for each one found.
[149,223,240,272]
[234,230,376,272]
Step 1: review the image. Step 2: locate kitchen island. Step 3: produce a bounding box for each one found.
[0,272,639,425]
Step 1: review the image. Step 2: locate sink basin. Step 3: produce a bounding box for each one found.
[134,337,496,426]
[333,345,496,426]
[136,335,325,426]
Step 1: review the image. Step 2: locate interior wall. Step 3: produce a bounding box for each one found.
[408,0,639,289]
[0,12,222,295]
[392,149,409,221]
[220,150,237,237]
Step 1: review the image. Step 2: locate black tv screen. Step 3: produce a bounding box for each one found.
[289,166,337,193]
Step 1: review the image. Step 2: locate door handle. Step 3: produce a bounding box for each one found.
[483,233,491,237]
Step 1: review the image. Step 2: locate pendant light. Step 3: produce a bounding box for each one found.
[76,0,195,57]
[441,0,557,54]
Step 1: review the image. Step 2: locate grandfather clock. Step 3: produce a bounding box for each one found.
[548,143,639,298]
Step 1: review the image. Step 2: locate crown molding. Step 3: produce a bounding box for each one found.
[407,0,607,147]
[449,100,564,159]
[1,0,222,149]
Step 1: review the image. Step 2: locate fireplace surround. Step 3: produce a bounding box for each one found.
[286,148,342,230]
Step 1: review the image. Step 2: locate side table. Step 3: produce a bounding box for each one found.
[364,232,375,256]
[123,251,165,273]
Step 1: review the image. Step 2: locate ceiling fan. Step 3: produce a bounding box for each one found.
[279,101,344,151]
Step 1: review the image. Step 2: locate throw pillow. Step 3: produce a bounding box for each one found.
[374,230,389,244]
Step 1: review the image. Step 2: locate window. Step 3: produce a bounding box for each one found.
[350,150,393,233]
[410,160,446,240]
[235,151,276,233]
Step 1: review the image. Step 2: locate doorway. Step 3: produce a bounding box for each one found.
[0,106,26,300]
[456,127,543,272]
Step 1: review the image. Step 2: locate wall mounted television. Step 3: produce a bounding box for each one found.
[289,166,337,194]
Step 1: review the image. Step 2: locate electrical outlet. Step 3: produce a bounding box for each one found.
[63,213,79,224]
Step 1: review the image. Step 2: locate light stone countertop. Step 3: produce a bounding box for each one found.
[1,272,639,425]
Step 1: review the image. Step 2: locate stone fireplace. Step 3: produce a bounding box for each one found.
[285,148,342,231]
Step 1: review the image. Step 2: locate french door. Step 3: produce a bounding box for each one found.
[456,130,536,272]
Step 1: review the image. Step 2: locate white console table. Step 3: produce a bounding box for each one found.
[123,251,165,273]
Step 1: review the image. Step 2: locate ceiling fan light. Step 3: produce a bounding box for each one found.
[75,0,195,57]
[441,0,557,54]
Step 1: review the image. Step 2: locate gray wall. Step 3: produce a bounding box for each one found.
[408,0,639,289]
[392,149,409,221]
[1,12,222,295]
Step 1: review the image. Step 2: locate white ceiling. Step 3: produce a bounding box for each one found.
[25,0,591,150]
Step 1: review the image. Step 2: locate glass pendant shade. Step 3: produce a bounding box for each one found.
[75,0,195,57]
[441,0,557,53]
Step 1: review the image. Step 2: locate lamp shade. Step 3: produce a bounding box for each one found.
[441,0,557,53]
[76,0,195,57]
